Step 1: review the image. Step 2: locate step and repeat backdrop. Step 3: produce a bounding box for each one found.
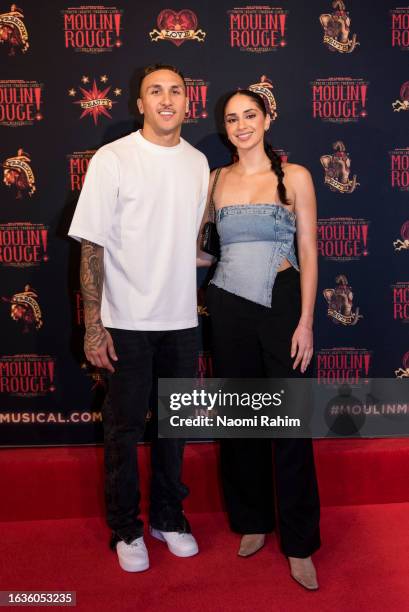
[0,0,408,446]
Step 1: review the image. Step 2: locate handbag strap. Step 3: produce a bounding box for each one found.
[208,167,223,222]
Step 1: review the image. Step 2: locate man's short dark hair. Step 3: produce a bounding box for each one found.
[138,64,186,96]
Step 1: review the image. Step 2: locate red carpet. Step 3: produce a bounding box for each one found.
[1,507,409,612]
[1,440,409,610]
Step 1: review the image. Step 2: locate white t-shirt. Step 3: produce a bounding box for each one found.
[68,130,209,331]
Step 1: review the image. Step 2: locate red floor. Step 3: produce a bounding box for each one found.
[1,440,409,611]
[1,507,408,612]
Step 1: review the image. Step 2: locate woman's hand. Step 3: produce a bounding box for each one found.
[291,323,313,373]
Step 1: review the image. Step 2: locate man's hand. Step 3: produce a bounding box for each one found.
[84,322,118,373]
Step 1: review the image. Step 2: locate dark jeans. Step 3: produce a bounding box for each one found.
[102,327,197,548]
[206,267,321,557]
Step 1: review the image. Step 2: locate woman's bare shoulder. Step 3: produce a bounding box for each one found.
[210,164,234,184]
[282,162,311,175]
[282,162,313,184]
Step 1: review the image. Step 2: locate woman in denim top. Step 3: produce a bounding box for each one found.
[198,90,320,590]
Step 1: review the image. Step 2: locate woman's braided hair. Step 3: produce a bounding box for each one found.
[223,89,289,206]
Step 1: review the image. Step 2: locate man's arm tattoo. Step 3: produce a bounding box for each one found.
[80,240,105,350]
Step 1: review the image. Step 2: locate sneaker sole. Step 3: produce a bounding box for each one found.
[117,557,150,572]
[150,528,199,558]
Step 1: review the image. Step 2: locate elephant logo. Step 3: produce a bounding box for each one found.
[248,75,278,121]
[319,0,359,53]
[395,352,409,379]
[392,82,409,112]
[3,149,36,198]
[323,275,362,325]
[2,284,43,332]
[0,4,29,55]
[394,221,409,252]
[320,141,359,194]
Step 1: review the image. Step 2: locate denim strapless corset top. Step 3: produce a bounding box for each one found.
[210,204,299,307]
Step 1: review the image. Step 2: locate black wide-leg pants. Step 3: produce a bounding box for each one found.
[206,267,321,557]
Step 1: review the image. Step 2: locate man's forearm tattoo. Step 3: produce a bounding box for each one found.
[80,240,105,350]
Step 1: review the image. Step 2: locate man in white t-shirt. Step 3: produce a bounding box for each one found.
[68,64,210,572]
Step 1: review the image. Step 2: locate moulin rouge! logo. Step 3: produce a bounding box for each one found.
[62,5,122,52]
[0,3,29,55]
[390,148,409,191]
[312,78,368,122]
[2,284,43,333]
[392,282,409,323]
[68,150,96,191]
[184,78,209,123]
[0,354,55,396]
[2,148,35,198]
[248,75,278,120]
[319,0,359,53]
[323,274,362,326]
[316,348,371,384]
[393,81,409,112]
[320,141,359,194]
[0,223,48,267]
[394,221,409,251]
[69,75,121,126]
[228,6,287,52]
[391,8,409,50]
[150,9,206,46]
[0,80,43,126]
[197,350,213,382]
[318,218,369,261]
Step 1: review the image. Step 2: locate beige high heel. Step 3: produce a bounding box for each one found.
[237,534,266,557]
[288,556,319,590]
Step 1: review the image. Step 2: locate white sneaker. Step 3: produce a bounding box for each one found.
[116,536,149,572]
[150,527,199,557]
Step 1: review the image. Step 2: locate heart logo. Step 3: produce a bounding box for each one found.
[157,9,198,46]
